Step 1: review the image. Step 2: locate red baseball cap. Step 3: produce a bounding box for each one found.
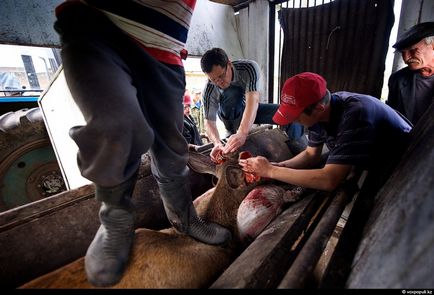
[272,72,327,125]
[183,94,192,105]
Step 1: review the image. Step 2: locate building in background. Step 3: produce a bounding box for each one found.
[0,44,60,96]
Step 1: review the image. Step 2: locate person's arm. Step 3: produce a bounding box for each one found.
[223,90,259,153]
[205,119,226,161]
[238,90,259,136]
[277,145,323,169]
[268,162,352,191]
[240,155,352,191]
[204,119,221,146]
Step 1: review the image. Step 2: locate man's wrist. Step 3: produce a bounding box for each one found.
[268,165,279,179]
[236,129,249,137]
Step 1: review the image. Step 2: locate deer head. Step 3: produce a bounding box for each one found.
[188,150,263,241]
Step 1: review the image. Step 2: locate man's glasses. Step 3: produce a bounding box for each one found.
[209,65,228,84]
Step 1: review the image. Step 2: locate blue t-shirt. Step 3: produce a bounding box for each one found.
[308,91,412,170]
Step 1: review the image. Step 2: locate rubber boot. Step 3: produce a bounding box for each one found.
[84,174,137,287]
[159,180,232,245]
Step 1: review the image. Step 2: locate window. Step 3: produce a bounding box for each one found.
[0,44,60,97]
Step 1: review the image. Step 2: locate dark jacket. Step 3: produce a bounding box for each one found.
[386,66,434,125]
[183,115,202,146]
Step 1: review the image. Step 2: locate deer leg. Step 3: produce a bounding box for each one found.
[85,171,137,287]
[158,180,232,245]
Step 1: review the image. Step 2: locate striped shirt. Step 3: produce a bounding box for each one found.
[83,0,196,66]
[203,59,261,121]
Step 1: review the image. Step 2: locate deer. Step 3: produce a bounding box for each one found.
[20,127,307,288]
[19,149,282,288]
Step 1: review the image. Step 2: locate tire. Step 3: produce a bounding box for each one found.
[0,108,66,212]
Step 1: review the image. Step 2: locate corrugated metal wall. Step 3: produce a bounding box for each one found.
[278,0,395,98]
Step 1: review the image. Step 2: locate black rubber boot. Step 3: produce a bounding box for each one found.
[159,181,231,245]
[84,174,137,287]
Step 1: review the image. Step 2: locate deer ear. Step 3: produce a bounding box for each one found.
[188,151,217,176]
[226,166,246,189]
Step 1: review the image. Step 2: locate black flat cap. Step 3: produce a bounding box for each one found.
[393,22,434,50]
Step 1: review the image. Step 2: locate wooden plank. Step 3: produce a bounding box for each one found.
[0,195,99,288]
[321,103,434,289]
[0,184,94,232]
[210,191,329,288]
[0,126,290,288]
[0,168,169,288]
[346,103,434,288]
[278,171,362,288]
[318,174,377,288]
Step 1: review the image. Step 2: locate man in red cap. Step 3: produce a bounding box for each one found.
[239,72,412,192]
[386,22,434,125]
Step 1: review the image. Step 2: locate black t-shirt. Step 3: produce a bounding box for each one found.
[308,92,412,170]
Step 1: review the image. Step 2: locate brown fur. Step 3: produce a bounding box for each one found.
[20,151,261,289]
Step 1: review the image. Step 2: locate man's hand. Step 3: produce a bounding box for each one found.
[210,143,225,162]
[239,156,273,178]
[222,131,247,154]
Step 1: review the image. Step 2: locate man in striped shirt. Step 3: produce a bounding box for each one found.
[200,48,305,161]
[54,0,230,287]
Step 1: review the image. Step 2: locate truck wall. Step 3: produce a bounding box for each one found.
[0,0,270,101]
[0,0,243,56]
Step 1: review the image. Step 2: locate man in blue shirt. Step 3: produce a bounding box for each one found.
[239,72,412,192]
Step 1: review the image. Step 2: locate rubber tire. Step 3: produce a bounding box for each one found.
[0,108,66,212]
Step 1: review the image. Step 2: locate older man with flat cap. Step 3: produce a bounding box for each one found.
[239,72,412,192]
[386,22,434,125]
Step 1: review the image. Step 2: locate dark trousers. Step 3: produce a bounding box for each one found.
[218,85,304,140]
[55,3,189,187]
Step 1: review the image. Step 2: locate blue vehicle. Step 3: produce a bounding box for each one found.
[0,81,66,212]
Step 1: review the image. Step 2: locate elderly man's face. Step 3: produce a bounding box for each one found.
[400,39,434,72]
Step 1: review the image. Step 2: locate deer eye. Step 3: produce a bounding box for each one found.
[225,166,245,188]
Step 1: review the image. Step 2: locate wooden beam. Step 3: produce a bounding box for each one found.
[278,171,363,288]
[210,191,329,288]
[0,157,170,288]
[0,126,291,288]
[345,102,434,288]
[321,103,434,288]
